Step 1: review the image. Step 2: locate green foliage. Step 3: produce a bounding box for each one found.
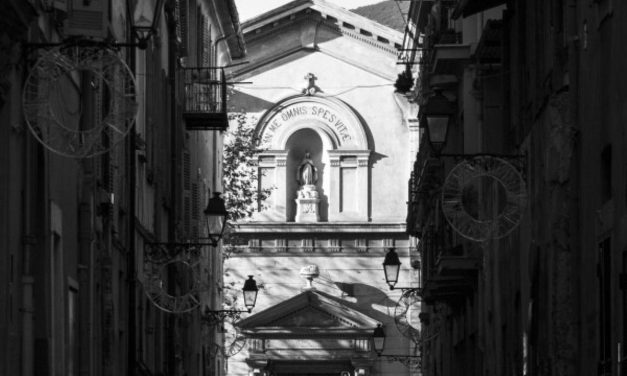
[222,112,273,226]
[394,70,414,93]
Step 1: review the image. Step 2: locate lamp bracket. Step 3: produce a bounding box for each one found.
[389,286,423,297]
[378,354,422,369]
[24,37,148,52]
[436,152,526,173]
[144,242,216,263]
[201,309,250,327]
[194,237,220,248]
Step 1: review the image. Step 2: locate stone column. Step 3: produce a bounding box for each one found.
[257,151,288,221]
[327,150,370,221]
[274,152,288,220]
[355,152,370,221]
[327,154,342,221]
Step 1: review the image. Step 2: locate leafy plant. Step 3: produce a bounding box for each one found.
[222,112,273,228]
[394,69,414,93]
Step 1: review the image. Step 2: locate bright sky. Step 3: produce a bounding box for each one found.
[235,0,385,22]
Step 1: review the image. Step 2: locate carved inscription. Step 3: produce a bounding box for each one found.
[261,103,353,144]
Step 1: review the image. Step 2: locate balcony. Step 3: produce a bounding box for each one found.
[182,67,228,131]
[430,30,470,75]
[422,275,474,305]
[406,136,444,237]
[474,19,503,64]
[436,244,480,276]
[420,232,479,305]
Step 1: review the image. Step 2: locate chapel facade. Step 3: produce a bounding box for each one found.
[223,1,420,375]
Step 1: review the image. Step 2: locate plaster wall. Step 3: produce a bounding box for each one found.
[224,7,416,376]
[225,250,418,376]
[231,52,410,222]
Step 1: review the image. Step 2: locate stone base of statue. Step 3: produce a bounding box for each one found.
[295,185,320,222]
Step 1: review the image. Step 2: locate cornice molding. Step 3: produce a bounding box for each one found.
[233,222,406,233]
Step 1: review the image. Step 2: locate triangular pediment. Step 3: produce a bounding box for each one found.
[237,290,380,337]
[275,306,344,327]
[231,0,402,82]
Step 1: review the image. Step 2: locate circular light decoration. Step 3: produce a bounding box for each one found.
[222,319,247,357]
[441,156,526,242]
[22,45,137,158]
[394,290,421,343]
[141,244,208,313]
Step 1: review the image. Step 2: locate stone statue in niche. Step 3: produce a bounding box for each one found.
[295,152,320,222]
[297,152,318,186]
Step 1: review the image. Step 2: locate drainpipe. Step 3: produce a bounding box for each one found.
[167,4,178,374]
[22,114,34,376]
[128,37,138,376]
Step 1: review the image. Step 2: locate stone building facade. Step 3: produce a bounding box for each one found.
[404,1,627,376]
[0,0,244,375]
[223,1,421,375]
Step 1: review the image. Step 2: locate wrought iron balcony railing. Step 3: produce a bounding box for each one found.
[181,67,228,131]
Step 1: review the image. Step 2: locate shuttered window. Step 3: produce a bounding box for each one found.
[183,151,191,237]
[598,238,612,376]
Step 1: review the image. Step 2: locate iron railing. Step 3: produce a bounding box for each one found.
[181,67,228,130]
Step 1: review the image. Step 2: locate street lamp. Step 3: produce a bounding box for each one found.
[383,248,401,289]
[372,325,422,368]
[242,275,259,312]
[128,0,165,49]
[202,275,259,326]
[382,248,421,295]
[373,324,386,355]
[29,0,164,50]
[420,88,526,165]
[420,88,455,153]
[203,191,228,247]
[420,88,455,155]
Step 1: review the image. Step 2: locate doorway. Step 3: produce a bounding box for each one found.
[267,360,354,376]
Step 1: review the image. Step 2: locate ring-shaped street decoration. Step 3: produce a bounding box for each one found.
[441,156,526,242]
[141,243,208,313]
[22,45,137,158]
[394,289,421,343]
[222,318,247,357]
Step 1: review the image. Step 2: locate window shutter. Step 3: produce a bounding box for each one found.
[177,0,189,57]
[202,17,211,67]
[183,151,191,237]
[191,182,199,239]
[65,0,107,38]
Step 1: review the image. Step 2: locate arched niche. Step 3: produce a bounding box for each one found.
[254,95,371,222]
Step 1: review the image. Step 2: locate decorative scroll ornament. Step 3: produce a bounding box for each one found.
[380,354,422,371]
[394,289,421,343]
[141,243,209,313]
[22,45,137,158]
[441,156,526,242]
[201,317,247,357]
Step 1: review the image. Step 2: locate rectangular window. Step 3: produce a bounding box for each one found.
[598,238,612,375]
[67,279,79,376]
[601,145,612,203]
[340,167,356,212]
